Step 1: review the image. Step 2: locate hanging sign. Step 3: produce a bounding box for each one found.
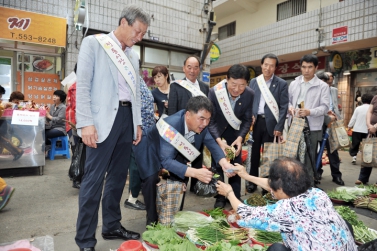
[210,43,221,62]
[329,52,343,73]
[11,110,39,126]
[332,26,348,44]
[0,6,67,47]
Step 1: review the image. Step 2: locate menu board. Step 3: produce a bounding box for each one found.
[17,53,55,74]
[16,72,60,106]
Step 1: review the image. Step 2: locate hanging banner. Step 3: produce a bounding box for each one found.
[0,6,67,47]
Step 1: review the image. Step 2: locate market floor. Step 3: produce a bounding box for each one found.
[0,151,377,250]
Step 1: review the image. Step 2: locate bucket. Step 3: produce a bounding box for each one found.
[118,240,146,251]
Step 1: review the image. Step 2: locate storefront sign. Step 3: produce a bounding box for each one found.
[329,52,343,73]
[11,110,39,126]
[248,67,256,79]
[0,6,66,47]
[210,75,227,88]
[17,72,61,106]
[275,57,326,77]
[344,47,377,70]
[210,43,221,62]
[332,26,348,44]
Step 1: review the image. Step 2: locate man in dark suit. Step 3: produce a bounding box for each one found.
[168,55,210,192]
[208,64,254,208]
[247,53,289,193]
[139,96,235,223]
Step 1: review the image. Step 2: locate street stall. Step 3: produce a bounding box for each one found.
[0,7,66,172]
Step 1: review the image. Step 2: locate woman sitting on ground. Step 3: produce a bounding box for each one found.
[216,157,357,251]
[45,90,67,155]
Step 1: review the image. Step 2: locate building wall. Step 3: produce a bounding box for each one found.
[1,0,207,77]
[212,0,377,68]
[215,0,339,36]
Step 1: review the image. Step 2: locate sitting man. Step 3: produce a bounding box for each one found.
[136,96,235,225]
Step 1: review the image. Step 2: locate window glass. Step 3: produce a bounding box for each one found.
[145,47,168,65]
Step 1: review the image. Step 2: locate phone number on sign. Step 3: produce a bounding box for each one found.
[10,32,57,44]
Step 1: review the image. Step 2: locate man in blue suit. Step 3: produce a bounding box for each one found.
[247,54,289,193]
[75,5,150,251]
[138,96,235,224]
[208,64,254,208]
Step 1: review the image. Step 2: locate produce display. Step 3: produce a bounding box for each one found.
[206,240,268,251]
[327,189,359,202]
[203,207,226,220]
[249,229,282,245]
[354,196,377,213]
[142,223,182,247]
[357,184,377,195]
[172,211,214,233]
[225,146,236,161]
[245,194,267,207]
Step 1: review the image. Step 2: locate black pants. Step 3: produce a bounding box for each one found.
[349,131,367,157]
[75,106,133,248]
[317,137,342,179]
[141,172,159,223]
[249,117,274,178]
[45,128,66,145]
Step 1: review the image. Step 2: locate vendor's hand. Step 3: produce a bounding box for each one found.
[82,125,98,148]
[231,136,243,157]
[194,167,213,183]
[133,125,142,145]
[298,108,310,117]
[219,158,236,178]
[232,163,248,179]
[215,181,232,197]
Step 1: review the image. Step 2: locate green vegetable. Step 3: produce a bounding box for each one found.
[353,225,377,244]
[246,194,267,206]
[206,240,268,251]
[173,211,214,233]
[203,207,226,220]
[142,223,182,246]
[326,189,358,202]
[334,206,365,228]
[225,146,236,160]
[357,184,377,194]
[249,229,282,244]
[354,196,377,213]
[159,239,199,251]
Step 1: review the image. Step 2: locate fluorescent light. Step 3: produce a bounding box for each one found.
[343,70,350,76]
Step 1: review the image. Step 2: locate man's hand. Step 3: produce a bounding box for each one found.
[219,158,236,178]
[82,125,98,148]
[133,125,142,145]
[193,167,213,183]
[231,136,243,157]
[298,108,310,117]
[329,115,336,122]
[288,107,295,116]
[273,130,282,137]
[216,138,230,156]
[368,125,377,134]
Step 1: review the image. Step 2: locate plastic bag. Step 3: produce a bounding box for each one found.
[68,138,86,182]
[194,173,220,197]
[336,186,368,196]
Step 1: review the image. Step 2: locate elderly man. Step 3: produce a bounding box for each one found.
[168,55,210,191]
[247,53,288,193]
[208,64,254,208]
[288,54,329,186]
[316,72,344,186]
[75,5,150,251]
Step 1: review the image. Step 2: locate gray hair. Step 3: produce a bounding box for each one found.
[118,5,150,26]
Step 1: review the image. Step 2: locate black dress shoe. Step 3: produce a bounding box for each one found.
[317,172,322,180]
[214,199,226,209]
[102,225,140,240]
[246,184,257,193]
[332,177,345,186]
[79,248,95,251]
[124,199,146,210]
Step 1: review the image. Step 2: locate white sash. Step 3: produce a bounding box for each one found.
[173,80,206,97]
[256,75,279,122]
[214,80,241,130]
[95,34,137,98]
[157,118,200,162]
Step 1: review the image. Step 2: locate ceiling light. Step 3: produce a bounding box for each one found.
[343,70,351,76]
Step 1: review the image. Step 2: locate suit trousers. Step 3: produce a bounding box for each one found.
[349,131,368,157]
[75,106,133,248]
[318,135,342,179]
[249,117,274,178]
[215,126,242,200]
[129,150,142,198]
[141,172,159,223]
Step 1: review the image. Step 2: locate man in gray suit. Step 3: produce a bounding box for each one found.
[75,5,150,251]
[247,53,288,193]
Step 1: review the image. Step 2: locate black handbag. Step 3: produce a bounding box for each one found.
[68,138,86,182]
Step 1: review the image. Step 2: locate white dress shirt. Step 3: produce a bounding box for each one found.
[257,75,273,114]
[185,78,200,96]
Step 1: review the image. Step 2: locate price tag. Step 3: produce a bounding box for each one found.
[11,110,39,126]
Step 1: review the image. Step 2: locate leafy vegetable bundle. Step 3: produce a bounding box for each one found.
[203,207,227,220]
[354,196,377,213]
[246,194,267,207]
[173,211,214,233]
[206,240,268,251]
[357,184,377,195]
[142,223,182,246]
[327,189,358,202]
[249,229,282,244]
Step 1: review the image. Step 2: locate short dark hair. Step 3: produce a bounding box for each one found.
[9,91,24,102]
[300,54,319,67]
[0,85,5,95]
[268,157,312,197]
[362,93,373,104]
[227,64,250,82]
[316,71,329,82]
[152,65,170,83]
[183,55,201,67]
[118,4,150,26]
[53,90,67,103]
[186,96,213,115]
[261,53,279,67]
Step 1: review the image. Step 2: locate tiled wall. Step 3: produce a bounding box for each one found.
[1,0,206,77]
[212,0,377,68]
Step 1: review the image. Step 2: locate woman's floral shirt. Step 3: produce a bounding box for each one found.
[139,77,155,131]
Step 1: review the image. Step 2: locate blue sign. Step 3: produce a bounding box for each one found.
[202,71,210,82]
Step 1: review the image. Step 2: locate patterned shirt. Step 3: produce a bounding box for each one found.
[237,188,357,251]
[139,77,155,131]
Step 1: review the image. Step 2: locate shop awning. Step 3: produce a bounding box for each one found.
[0,6,66,48]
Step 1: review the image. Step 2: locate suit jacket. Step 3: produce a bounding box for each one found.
[208,84,254,141]
[76,34,141,143]
[168,78,209,115]
[330,86,342,119]
[135,110,225,180]
[250,75,289,137]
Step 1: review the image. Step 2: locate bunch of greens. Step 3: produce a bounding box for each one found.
[357,184,377,194]
[159,239,199,251]
[334,206,365,227]
[326,189,358,202]
[225,146,236,161]
[205,240,268,251]
[203,207,227,220]
[249,229,282,244]
[172,211,214,233]
[142,223,182,246]
[354,226,377,244]
[354,196,377,213]
[246,194,267,206]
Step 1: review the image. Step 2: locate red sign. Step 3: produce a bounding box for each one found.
[332,26,348,44]
[275,56,325,76]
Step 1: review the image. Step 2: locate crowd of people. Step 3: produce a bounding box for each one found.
[1,3,376,251]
